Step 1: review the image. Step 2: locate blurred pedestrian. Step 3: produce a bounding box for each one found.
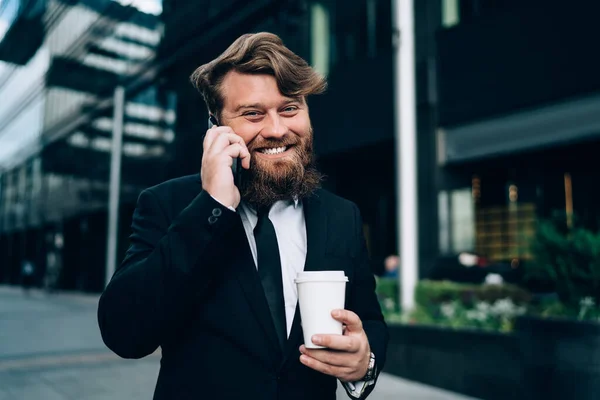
[97,32,388,400]
[43,252,60,293]
[383,254,399,278]
[20,259,36,294]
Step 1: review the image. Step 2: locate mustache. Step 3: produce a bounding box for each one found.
[247,137,300,152]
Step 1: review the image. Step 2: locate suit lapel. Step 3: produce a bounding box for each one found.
[194,175,283,362]
[301,192,328,274]
[230,214,283,360]
[281,192,328,367]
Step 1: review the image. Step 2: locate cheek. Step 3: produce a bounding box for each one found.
[230,125,260,144]
[239,131,259,145]
[289,121,311,138]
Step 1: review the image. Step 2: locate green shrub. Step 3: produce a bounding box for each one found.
[415,280,531,309]
[375,278,532,332]
[405,280,531,332]
[529,295,600,322]
[376,266,599,331]
[375,277,399,315]
[528,213,600,307]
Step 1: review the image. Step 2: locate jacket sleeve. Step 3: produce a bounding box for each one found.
[342,203,389,400]
[97,188,238,359]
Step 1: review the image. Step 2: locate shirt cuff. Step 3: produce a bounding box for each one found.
[209,194,236,212]
[341,372,376,399]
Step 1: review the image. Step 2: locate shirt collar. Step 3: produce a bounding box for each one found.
[242,197,300,214]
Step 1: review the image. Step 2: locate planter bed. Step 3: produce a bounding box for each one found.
[517,316,600,400]
[384,323,524,400]
[384,318,600,400]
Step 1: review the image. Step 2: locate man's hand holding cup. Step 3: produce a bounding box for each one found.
[299,309,371,382]
[294,271,371,382]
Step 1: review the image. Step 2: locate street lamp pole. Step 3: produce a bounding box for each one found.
[105,86,125,287]
[393,0,418,311]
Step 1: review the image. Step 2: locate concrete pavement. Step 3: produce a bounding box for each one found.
[0,286,477,400]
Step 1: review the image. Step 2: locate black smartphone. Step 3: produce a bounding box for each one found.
[208,115,243,188]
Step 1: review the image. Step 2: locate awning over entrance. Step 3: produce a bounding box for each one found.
[439,94,600,165]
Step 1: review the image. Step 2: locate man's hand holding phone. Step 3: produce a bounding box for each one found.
[201,125,250,209]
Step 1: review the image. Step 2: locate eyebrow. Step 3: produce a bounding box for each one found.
[233,98,303,113]
[234,103,262,112]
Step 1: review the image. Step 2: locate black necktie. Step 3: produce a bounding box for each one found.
[254,206,287,350]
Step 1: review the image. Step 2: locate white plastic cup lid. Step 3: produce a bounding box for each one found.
[294,270,349,283]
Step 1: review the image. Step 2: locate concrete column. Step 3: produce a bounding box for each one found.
[105,86,125,287]
[393,0,418,311]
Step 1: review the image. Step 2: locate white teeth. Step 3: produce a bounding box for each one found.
[261,146,287,155]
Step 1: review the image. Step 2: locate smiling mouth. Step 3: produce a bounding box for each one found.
[257,146,290,155]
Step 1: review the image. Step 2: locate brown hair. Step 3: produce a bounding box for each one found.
[190,32,327,118]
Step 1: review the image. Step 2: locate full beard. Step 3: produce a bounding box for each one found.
[240,133,323,209]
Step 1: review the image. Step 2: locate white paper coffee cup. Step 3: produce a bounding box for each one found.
[294,271,349,349]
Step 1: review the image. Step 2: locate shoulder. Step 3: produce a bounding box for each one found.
[311,188,354,206]
[139,174,202,216]
[309,189,365,255]
[144,174,200,195]
[311,188,360,219]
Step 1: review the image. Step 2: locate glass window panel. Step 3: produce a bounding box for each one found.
[451,188,475,252]
[311,2,330,77]
[442,0,460,28]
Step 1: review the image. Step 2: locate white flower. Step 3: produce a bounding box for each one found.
[383,298,396,312]
[476,301,491,314]
[491,298,517,316]
[440,302,456,319]
[485,273,504,285]
[580,297,595,308]
[578,297,596,320]
[466,309,487,322]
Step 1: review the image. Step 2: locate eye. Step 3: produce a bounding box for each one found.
[282,105,298,113]
[243,111,260,117]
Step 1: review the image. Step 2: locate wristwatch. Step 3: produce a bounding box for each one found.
[363,352,376,381]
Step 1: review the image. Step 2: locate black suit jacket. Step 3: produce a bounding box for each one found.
[98,175,388,400]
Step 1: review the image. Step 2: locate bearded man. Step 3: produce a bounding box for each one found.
[98,32,388,400]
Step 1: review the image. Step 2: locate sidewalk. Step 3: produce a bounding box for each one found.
[0,285,477,399]
[360,373,478,400]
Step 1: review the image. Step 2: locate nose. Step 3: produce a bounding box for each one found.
[260,111,288,139]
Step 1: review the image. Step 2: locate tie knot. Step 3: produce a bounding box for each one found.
[254,205,273,234]
[256,205,272,221]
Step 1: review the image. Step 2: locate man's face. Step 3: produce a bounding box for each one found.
[218,71,320,206]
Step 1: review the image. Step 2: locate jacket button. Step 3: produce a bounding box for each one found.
[208,216,218,224]
[212,208,222,217]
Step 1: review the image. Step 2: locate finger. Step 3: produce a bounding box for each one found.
[204,125,243,151]
[203,128,220,152]
[331,309,363,333]
[299,354,353,379]
[209,133,248,155]
[299,347,353,368]
[240,147,251,169]
[208,125,235,135]
[223,144,250,165]
[208,126,242,142]
[309,334,360,353]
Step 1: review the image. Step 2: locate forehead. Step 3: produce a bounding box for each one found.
[220,71,290,109]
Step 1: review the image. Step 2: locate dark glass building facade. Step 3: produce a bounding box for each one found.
[435,0,600,266]
[0,0,174,291]
[1,0,598,291]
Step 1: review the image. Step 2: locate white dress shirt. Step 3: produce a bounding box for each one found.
[238,199,306,336]
[236,199,372,398]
